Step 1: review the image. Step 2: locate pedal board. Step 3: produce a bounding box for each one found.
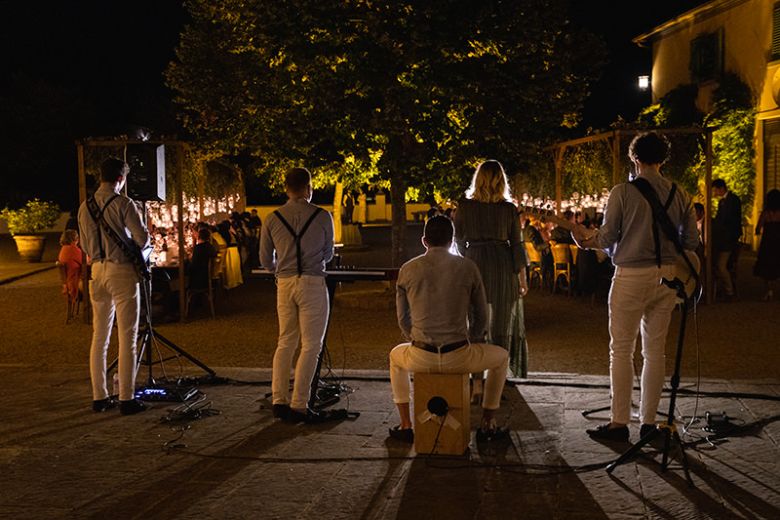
[136,383,199,402]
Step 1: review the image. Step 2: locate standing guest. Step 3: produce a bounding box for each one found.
[260,167,335,423]
[711,179,742,301]
[454,160,529,391]
[572,132,697,442]
[78,157,150,415]
[188,227,217,292]
[389,216,510,442]
[246,210,262,269]
[551,210,576,244]
[57,229,83,303]
[754,189,780,301]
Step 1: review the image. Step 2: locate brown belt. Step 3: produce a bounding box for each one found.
[412,339,469,354]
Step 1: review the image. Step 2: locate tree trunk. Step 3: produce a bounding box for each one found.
[332,180,344,244]
[390,170,407,267]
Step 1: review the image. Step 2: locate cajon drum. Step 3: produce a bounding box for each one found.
[413,373,470,455]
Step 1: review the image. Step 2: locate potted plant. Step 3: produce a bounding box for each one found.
[1,199,61,262]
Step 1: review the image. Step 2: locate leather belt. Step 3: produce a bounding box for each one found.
[412,339,469,354]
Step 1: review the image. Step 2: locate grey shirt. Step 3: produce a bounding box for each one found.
[77,184,150,263]
[592,171,698,267]
[260,198,334,278]
[396,247,488,345]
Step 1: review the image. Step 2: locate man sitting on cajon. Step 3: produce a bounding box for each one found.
[388,215,510,442]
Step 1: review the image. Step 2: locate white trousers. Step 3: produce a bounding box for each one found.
[272,275,329,410]
[89,262,140,401]
[608,264,677,425]
[389,342,509,410]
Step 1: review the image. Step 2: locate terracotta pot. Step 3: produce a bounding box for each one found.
[13,235,46,263]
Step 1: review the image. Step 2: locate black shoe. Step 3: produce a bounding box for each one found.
[119,399,147,416]
[639,423,657,439]
[272,404,290,419]
[285,408,346,424]
[476,427,510,442]
[388,425,414,443]
[586,423,629,442]
[92,398,116,413]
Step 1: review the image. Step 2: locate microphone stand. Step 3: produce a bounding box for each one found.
[605,276,695,487]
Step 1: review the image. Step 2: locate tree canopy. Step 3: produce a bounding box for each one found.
[167,0,604,263]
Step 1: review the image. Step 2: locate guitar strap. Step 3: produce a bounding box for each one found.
[86,195,150,280]
[630,178,700,289]
[273,207,323,276]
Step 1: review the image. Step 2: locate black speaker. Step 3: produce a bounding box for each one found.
[126,144,166,201]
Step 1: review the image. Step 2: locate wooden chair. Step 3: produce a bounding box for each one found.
[185,257,216,320]
[551,243,572,295]
[524,241,544,289]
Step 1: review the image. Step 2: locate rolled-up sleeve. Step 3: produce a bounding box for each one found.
[320,212,334,264]
[123,201,150,250]
[396,269,412,340]
[594,185,624,250]
[259,216,276,272]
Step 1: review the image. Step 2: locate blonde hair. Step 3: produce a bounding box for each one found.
[465,160,512,203]
[60,229,78,246]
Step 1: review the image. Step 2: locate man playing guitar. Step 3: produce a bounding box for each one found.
[78,157,151,415]
[571,132,698,443]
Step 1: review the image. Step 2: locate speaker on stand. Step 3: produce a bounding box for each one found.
[125,144,166,202]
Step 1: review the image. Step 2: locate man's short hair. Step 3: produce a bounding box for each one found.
[711,178,727,190]
[563,210,574,220]
[100,157,129,183]
[197,227,211,242]
[628,132,670,165]
[424,215,454,247]
[285,167,312,193]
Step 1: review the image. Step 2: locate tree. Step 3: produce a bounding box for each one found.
[167,0,604,264]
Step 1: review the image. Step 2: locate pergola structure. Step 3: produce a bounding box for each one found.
[547,127,716,303]
[76,138,188,322]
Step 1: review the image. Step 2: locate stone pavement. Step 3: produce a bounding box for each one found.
[1,366,778,520]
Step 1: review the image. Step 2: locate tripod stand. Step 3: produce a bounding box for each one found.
[107,274,218,399]
[606,277,694,487]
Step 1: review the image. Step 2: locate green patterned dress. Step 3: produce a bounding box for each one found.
[454,199,528,377]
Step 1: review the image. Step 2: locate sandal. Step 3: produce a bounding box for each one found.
[388,425,414,443]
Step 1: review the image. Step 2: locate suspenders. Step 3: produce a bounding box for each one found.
[87,194,121,261]
[273,207,323,276]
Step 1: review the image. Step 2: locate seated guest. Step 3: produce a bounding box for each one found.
[550,210,575,244]
[188,228,217,291]
[57,229,83,302]
[388,216,510,442]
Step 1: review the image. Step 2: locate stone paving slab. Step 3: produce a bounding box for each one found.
[1,366,778,519]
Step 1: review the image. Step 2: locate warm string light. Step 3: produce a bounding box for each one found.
[521,190,610,214]
[145,194,242,265]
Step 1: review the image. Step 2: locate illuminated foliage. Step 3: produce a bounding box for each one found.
[167,0,604,263]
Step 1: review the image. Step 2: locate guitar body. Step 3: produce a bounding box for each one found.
[675,250,701,300]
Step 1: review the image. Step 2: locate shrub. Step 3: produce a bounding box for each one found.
[0,199,61,235]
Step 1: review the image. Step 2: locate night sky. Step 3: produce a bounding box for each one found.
[0,0,708,209]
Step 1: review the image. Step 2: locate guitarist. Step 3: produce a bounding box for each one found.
[78,157,150,415]
[571,132,698,443]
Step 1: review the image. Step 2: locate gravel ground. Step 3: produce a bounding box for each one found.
[1,250,777,380]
